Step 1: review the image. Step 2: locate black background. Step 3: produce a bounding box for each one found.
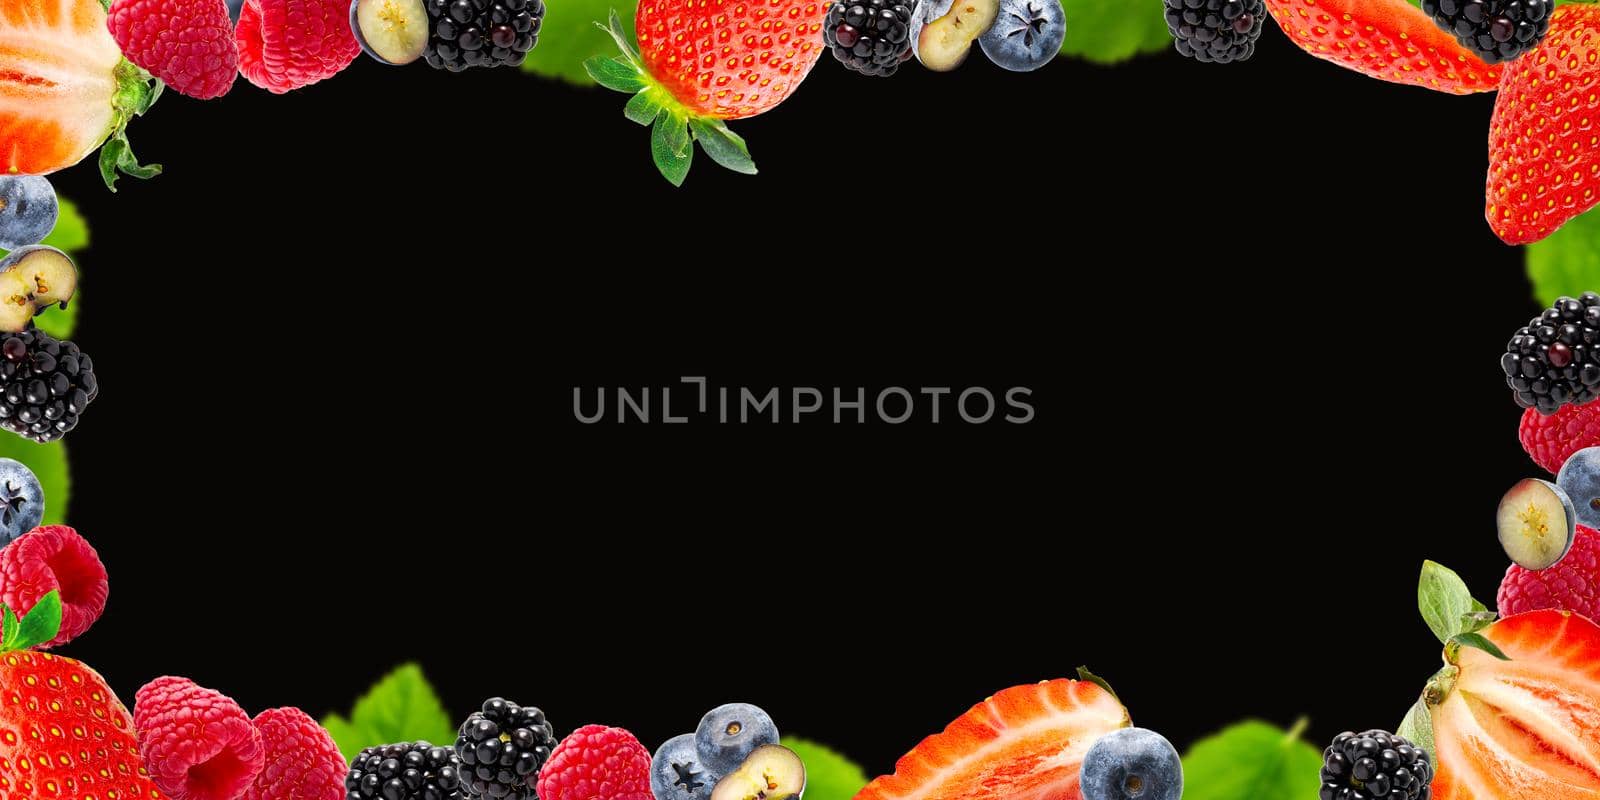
[31,12,1560,781]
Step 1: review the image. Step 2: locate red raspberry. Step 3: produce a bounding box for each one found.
[0,524,108,648]
[134,676,267,800]
[1499,523,1600,621]
[243,707,345,800]
[235,0,361,93]
[536,725,653,800]
[107,0,238,100]
[1519,398,1600,474]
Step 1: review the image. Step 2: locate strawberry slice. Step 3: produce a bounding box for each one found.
[1429,610,1600,800]
[1263,0,1502,94]
[0,0,160,187]
[853,679,1130,800]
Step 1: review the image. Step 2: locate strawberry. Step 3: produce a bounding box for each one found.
[1263,0,1502,94]
[1486,5,1600,246]
[0,591,170,800]
[0,0,161,188]
[585,0,829,186]
[1428,609,1600,800]
[853,678,1130,800]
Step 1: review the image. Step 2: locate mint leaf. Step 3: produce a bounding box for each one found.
[1527,208,1600,306]
[784,737,868,800]
[1059,0,1170,64]
[1182,720,1321,800]
[40,198,88,255]
[13,590,60,650]
[0,604,18,651]
[0,439,68,525]
[1397,697,1436,761]
[1418,561,1486,645]
[525,0,637,83]
[320,664,455,762]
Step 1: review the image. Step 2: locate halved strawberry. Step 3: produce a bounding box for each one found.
[1428,610,1600,800]
[0,0,160,188]
[852,679,1130,800]
[1263,0,1502,94]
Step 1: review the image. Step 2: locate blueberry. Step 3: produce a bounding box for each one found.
[652,733,721,800]
[352,0,430,64]
[977,0,1063,72]
[0,176,57,252]
[1559,447,1600,530]
[1080,728,1183,800]
[694,703,779,775]
[0,458,43,546]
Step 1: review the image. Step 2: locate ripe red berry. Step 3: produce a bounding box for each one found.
[108,0,238,99]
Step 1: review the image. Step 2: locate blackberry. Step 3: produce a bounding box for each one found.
[1164,0,1265,64]
[1421,0,1551,64]
[422,0,543,71]
[453,698,556,800]
[824,0,915,77]
[1319,730,1431,800]
[0,328,95,443]
[346,742,464,800]
[1502,292,1600,415]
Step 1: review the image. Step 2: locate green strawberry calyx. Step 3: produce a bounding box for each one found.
[584,9,758,187]
[0,590,62,653]
[99,58,164,193]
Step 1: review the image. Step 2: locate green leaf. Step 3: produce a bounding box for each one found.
[1182,719,1322,800]
[321,713,365,761]
[1527,208,1600,306]
[689,118,758,175]
[0,604,18,651]
[321,663,456,763]
[1451,632,1513,661]
[1397,697,1436,762]
[1418,561,1486,645]
[12,590,60,650]
[1059,0,1170,64]
[0,438,68,525]
[1460,609,1497,635]
[97,134,162,192]
[40,199,87,255]
[525,0,639,83]
[624,91,664,126]
[784,737,868,800]
[585,55,647,93]
[651,113,693,186]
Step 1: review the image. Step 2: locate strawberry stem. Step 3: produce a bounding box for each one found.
[1423,665,1460,708]
[585,8,757,185]
[99,59,163,192]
